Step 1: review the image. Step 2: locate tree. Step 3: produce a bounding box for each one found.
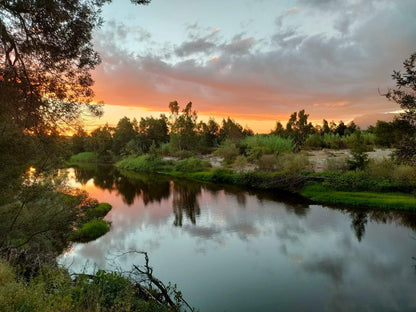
[0,0,150,132]
[168,101,198,151]
[385,52,416,164]
[138,115,169,152]
[112,117,137,156]
[285,109,315,146]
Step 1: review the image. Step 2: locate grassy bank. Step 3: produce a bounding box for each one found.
[67,152,98,164]
[301,182,416,210]
[0,261,168,312]
[116,154,416,211]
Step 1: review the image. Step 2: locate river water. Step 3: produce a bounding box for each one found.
[60,166,416,312]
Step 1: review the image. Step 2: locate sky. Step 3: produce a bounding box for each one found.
[88,0,416,132]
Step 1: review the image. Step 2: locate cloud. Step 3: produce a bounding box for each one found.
[91,0,416,129]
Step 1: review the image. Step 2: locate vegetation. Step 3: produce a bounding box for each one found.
[70,219,111,243]
[301,183,416,210]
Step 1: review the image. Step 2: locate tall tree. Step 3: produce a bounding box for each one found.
[0,0,150,132]
[385,52,416,164]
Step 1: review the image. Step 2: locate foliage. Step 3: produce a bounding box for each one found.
[214,140,240,164]
[301,182,416,210]
[0,260,169,312]
[85,203,112,220]
[384,52,416,164]
[276,153,310,175]
[116,154,172,172]
[169,101,198,151]
[138,115,170,153]
[347,131,369,170]
[241,135,295,159]
[174,157,211,173]
[70,219,110,243]
[68,152,97,164]
[256,154,278,171]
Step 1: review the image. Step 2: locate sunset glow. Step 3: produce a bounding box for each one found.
[89,0,415,132]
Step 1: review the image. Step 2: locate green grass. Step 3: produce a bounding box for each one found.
[241,135,295,155]
[116,154,173,172]
[85,203,112,219]
[301,182,416,210]
[0,261,168,312]
[70,219,110,243]
[68,152,97,164]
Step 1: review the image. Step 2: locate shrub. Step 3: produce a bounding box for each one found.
[276,153,310,174]
[365,158,396,179]
[324,157,349,172]
[214,140,240,164]
[256,154,278,171]
[175,157,211,172]
[322,133,347,149]
[304,133,324,149]
[85,203,112,220]
[68,152,97,163]
[321,171,392,192]
[70,219,110,243]
[241,135,295,158]
[116,154,171,172]
[233,155,249,172]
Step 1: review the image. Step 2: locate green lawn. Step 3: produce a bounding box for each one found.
[301,182,416,210]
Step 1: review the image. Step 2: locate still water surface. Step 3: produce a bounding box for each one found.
[60,166,416,312]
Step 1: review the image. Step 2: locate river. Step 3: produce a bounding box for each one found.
[59,166,416,312]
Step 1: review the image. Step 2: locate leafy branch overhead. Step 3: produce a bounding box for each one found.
[0,0,150,132]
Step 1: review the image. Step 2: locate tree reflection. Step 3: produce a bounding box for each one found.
[172,180,202,227]
[350,211,368,242]
[72,166,170,205]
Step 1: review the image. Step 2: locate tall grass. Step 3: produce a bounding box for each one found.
[68,152,97,163]
[116,154,173,172]
[241,135,295,155]
[301,182,416,210]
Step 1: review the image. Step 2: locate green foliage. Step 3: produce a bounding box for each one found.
[174,157,211,173]
[233,155,249,171]
[241,135,295,159]
[322,133,347,149]
[116,155,172,172]
[320,171,395,192]
[301,182,416,210]
[85,203,112,219]
[70,220,110,243]
[214,140,240,164]
[346,131,369,170]
[256,154,278,171]
[0,260,168,312]
[68,152,97,164]
[276,153,310,175]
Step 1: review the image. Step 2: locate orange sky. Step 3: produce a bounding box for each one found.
[86,0,415,133]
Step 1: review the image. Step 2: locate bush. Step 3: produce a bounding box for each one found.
[321,171,393,192]
[174,157,211,172]
[322,133,347,149]
[116,154,172,172]
[233,155,249,172]
[70,219,110,243]
[276,153,310,174]
[85,203,112,220]
[241,135,295,158]
[214,140,240,164]
[256,154,278,171]
[324,157,349,172]
[304,134,324,149]
[68,152,97,163]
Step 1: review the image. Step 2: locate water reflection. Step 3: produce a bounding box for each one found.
[65,165,416,312]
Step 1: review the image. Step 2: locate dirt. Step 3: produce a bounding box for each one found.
[165,148,395,173]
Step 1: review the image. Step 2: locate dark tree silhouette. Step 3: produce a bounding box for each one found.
[385,52,416,164]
